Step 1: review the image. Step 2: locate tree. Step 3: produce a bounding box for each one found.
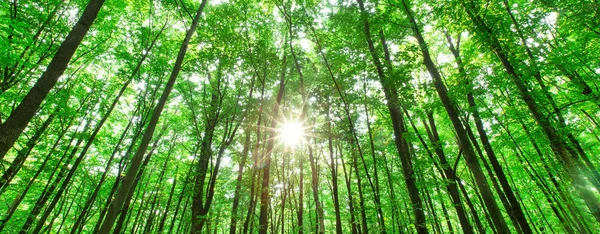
[1,0,599,233]
[0,0,106,159]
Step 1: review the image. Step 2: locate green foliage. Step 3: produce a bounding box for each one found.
[1,0,599,233]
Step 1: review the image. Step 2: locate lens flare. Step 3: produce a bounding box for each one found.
[279,122,304,147]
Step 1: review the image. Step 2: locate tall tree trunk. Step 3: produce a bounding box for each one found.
[503,0,600,188]
[112,129,167,234]
[141,148,174,234]
[444,30,532,233]
[0,118,69,232]
[399,0,511,232]
[92,108,147,234]
[340,145,359,234]
[229,129,251,234]
[279,8,326,231]
[326,102,343,234]
[307,145,325,234]
[460,0,600,222]
[423,112,474,234]
[362,85,387,234]
[190,67,223,233]
[19,119,92,234]
[96,1,208,232]
[457,175,488,234]
[258,54,287,234]
[0,111,55,192]
[346,144,369,234]
[243,74,267,234]
[435,181,454,234]
[69,117,133,234]
[355,0,428,232]
[168,159,198,234]
[30,38,162,233]
[495,90,589,233]
[0,0,106,159]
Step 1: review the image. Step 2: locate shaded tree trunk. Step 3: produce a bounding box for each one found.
[258,54,287,234]
[0,0,106,159]
[96,0,208,232]
[355,0,428,232]
[460,0,600,222]
[399,0,510,232]
[422,112,474,234]
[229,129,251,234]
[0,111,55,192]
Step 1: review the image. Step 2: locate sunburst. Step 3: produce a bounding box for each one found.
[278,120,305,147]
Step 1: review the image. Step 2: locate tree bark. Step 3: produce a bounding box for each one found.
[399,0,511,232]
[229,129,251,234]
[461,0,600,222]
[0,0,106,159]
[96,0,208,232]
[326,102,343,234]
[19,119,92,234]
[340,145,359,234]
[355,0,428,232]
[258,54,287,234]
[423,112,474,234]
[0,111,55,192]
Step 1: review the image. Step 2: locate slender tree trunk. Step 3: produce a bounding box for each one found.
[362,89,387,234]
[0,0,106,159]
[156,164,178,234]
[168,160,198,234]
[280,8,326,231]
[0,112,55,191]
[435,181,454,234]
[0,119,69,232]
[307,145,325,234]
[31,44,162,234]
[96,0,207,232]
[140,153,172,234]
[463,118,521,232]
[462,0,600,221]
[355,0,428,232]
[19,118,92,234]
[68,26,165,233]
[45,182,76,233]
[489,95,582,234]
[326,103,343,234]
[399,0,510,232]
[423,112,474,234]
[1,0,64,92]
[92,165,123,233]
[112,130,167,234]
[445,30,532,233]
[258,54,287,234]
[340,145,359,234]
[457,177,487,234]
[92,109,147,234]
[69,117,132,234]
[297,147,305,234]
[229,129,251,234]
[190,69,223,233]
[504,0,600,189]
[243,75,267,234]
[420,170,442,234]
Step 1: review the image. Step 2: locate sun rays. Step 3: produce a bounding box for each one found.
[278,121,305,147]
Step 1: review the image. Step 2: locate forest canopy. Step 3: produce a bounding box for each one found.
[0,0,599,233]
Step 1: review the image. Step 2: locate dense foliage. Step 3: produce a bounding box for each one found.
[1,0,599,233]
